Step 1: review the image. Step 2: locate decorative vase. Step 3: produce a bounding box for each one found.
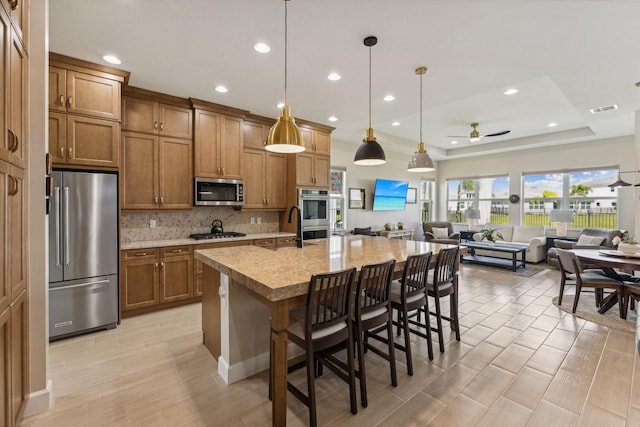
[618,243,640,254]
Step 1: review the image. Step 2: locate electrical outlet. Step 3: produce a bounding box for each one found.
[150,219,156,228]
[257,217,261,224]
[251,217,255,224]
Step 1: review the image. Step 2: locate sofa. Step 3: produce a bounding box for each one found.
[471,224,547,263]
[546,228,624,268]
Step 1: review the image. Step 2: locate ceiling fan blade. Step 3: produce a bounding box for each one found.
[482,130,511,137]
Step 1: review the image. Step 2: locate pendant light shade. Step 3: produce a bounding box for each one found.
[265,0,305,154]
[354,36,386,165]
[408,66,435,172]
[607,170,631,188]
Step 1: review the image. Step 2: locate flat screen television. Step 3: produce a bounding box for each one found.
[372,179,409,211]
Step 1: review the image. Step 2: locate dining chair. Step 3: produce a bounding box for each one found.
[353,258,397,408]
[417,246,461,353]
[268,267,358,427]
[369,252,434,376]
[556,248,625,318]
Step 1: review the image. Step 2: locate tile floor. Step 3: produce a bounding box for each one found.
[22,263,640,426]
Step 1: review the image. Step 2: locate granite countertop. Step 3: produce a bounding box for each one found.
[195,235,453,302]
[121,232,296,250]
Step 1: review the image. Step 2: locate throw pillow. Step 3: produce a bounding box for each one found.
[576,235,604,246]
[432,227,450,239]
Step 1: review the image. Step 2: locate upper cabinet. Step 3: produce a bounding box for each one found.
[48,53,129,170]
[286,121,334,189]
[122,91,193,140]
[191,98,248,180]
[300,126,330,156]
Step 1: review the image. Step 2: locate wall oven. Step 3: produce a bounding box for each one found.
[195,177,244,206]
[298,189,330,240]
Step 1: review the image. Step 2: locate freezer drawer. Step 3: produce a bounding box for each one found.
[49,274,118,340]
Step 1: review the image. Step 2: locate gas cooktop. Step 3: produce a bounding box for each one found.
[189,232,247,240]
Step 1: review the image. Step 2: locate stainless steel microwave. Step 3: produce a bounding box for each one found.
[194,178,244,206]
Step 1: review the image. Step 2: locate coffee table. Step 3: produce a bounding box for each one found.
[461,241,526,271]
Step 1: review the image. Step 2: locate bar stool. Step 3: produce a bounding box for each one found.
[426,246,461,352]
[268,267,358,427]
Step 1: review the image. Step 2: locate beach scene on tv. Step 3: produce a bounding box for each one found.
[372,179,409,211]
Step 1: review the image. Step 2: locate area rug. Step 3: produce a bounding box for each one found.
[552,294,635,333]
[461,263,543,277]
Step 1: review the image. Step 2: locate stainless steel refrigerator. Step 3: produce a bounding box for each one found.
[48,170,119,340]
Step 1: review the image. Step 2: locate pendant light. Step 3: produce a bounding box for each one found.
[407,66,435,172]
[265,0,305,153]
[607,170,631,188]
[354,36,386,165]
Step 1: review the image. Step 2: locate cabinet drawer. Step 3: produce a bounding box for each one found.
[276,237,297,248]
[121,248,159,261]
[161,245,193,258]
[254,238,276,249]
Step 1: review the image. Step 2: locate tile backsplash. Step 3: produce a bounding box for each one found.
[121,207,280,243]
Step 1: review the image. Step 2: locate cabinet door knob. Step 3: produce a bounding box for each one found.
[221,167,225,175]
[160,196,164,204]
[60,147,65,158]
[154,196,158,204]
[154,121,158,130]
[171,249,182,253]
[67,97,73,107]
[160,122,164,132]
[8,0,17,11]
[155,262,159,269]
[7,175,18,196]
[67,147,73,159]
[7,129,18,152]
[59,95,65,105]
[160,262,164,271]
[135,252,147,257]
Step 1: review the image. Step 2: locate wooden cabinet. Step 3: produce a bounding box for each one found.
[191,99,248,180]
[48,66,121,121]
[122,95,193,139]
[243,149,287,210]
[48,113,120,168]
[300,127,330,155]
[253,237,296,250]
[243,118,273,150]
[120,246,195,316]
[0,24,26,169]
[295,153,330,188]
[1,0,28,49]
[49,54,128,170]
[194,240,252,297]
[121,131,192,210]
[9,289,26,425]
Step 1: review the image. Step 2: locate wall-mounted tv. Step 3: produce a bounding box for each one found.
[372,179,409,211]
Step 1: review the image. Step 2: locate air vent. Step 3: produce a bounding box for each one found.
[589,104,618,114]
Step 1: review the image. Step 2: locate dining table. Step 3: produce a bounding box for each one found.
[195,235,462,427]
[571,248,640,315]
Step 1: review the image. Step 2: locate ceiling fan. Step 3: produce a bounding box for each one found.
[449,122,511,143]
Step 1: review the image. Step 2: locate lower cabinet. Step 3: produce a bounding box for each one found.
[120,245,194,317]
[0,289,27,426]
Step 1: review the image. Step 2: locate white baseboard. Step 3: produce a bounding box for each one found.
[23,379,53,417]
[219,351,270,384]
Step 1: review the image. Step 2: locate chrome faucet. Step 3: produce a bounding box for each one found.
[288,205,303,248]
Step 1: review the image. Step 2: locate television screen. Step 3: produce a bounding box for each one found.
[372,179,409,211]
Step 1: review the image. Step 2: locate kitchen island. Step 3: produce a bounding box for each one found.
[195,235,459,427]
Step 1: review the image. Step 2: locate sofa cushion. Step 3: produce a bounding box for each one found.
[512,226,544,243]
[576,235,604,246]
[485,224,513,242]
[432,227,450,239]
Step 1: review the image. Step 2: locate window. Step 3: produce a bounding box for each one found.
[419,179,434,223]
[330,168,346,230]
[522,169,618,229]
[446,176,509,224]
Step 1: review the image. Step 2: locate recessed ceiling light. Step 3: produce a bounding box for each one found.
[327,73,341,81]
[391,121,400,126]
[548,122,558,127]
[254,42,271,53]
[450,140,459,145]
[276,102,285,109]
[504,88,519,95]
[383,95,395,102]
[215,85,228,93]
[102,55,121,65]
[328,116,338,122]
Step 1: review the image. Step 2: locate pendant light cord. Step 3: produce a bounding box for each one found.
[368,44,372,130]
[284,0,288,105]
[419,72,423,143]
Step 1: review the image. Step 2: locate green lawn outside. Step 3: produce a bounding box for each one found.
[447,212,617,229]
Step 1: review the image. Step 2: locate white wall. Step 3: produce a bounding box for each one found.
[331,135,637,236]
[331,140,436,240]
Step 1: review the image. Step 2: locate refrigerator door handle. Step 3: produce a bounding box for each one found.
[54,186,61,266]
[63,186,70,266]
[50,279,110,291]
